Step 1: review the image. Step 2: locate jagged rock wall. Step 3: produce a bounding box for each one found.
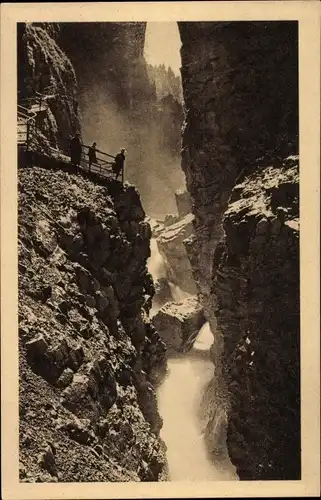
[19,167,167,482]
[178,21,300,479]
[156,213,197,295]
[17,23,81,151]
[178,21,298,320]
[58,22,150,111]
[212,157,300,479]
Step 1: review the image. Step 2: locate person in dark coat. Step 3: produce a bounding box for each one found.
[87,141,97,170]
[113,148,126,181]
[70,132,82,173]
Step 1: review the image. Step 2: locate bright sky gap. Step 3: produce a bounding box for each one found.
[144,22,181,75]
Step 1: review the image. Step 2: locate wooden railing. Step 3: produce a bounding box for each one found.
[76,145,116,178]
[17,105,37,150]
[18,86,124,182]
[17,105,120,182]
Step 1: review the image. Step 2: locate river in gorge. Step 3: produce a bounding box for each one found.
[147,237,238,481]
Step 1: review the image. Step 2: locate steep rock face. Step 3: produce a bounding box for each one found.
[175,189,192,218]
[212,157,300,479]
[178,21,298,321]
[178,21,299,479]
[17,23,81,151]
[59,22,149,111]
[156,213,197,295]
[19,167,167,482]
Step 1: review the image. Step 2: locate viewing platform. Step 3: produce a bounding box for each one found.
[18,89,120,182]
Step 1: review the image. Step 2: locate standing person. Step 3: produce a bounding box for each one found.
[113,148,126,182]
[87,141,97,171]
[70,132,82,174]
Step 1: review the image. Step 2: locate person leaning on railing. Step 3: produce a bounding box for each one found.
[87,142,97,170]
[112,148,126,182]
[70,132,82,174]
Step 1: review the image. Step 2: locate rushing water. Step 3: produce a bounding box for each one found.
[148,238,166,280]
[157,323,237,481]
[147,235,238,481]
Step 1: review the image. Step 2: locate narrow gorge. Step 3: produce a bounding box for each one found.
[18,20,300,482]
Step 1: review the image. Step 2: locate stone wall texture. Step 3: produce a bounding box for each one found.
[18,23,81,151]
[19,167,168,482]
[214,157,300,479]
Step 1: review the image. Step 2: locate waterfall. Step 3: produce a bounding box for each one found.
[147,237,191,313]
[147,234,238,481]
[148,238,166,280]
[168,282,190,302]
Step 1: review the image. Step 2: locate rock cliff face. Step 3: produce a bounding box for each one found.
[178,21,300,479]
[17,23,81,151]
[59,22,150,112]
[178,21,298,316]
[19,167,167,482]
[214,156,300,480]
[156,213,197,295]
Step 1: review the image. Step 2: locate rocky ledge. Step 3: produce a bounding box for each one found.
[18,166,168,482]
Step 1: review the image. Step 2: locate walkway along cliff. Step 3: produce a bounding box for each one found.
[18,21,300,481]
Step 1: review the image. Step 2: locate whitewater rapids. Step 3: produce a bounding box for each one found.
[157,323,237,481]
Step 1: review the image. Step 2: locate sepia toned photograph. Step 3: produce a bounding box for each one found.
[16,17,300,483]
[1,1,320,499]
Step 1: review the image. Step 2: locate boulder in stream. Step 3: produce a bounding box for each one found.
[152,296,206,354]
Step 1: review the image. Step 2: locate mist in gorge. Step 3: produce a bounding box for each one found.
[80,86,185,218]
[70,21,186,219]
